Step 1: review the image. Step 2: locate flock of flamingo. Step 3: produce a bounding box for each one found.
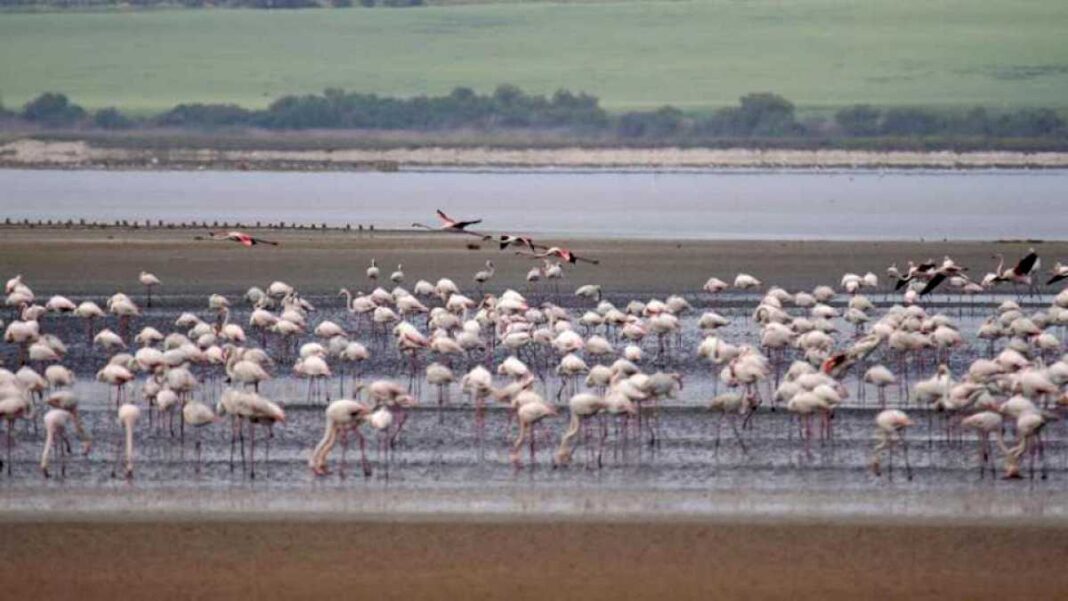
[2,210,1068,484]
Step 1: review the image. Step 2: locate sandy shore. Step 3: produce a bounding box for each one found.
[0,517,1064,599]
[4,138,1068,170]
[0,226,1064,295]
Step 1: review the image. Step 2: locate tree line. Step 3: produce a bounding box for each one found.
[2,87,1066,146]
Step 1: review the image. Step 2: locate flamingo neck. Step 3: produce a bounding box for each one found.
[124,419,135,471]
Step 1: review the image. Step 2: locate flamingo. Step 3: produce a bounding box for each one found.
[870,409,913,480]
[182,399,217,473]
[4,320,40,365]
[0,391,32,475]
[97,363,135,408]
[367,380,418,446]
[553,392,610,468]
[863,364,896,407]
[575,284,602,303]
[225,347,271,391]
[708,392,754,452]
[425,362,455,423]
[493,234,537,251]
[733,273,762,290]
[994,248,1040,296]
[412,209,483,235]
[44,295,77,313]
[510,394,557,469]
[294,354,332,403]
[1046,261,1068,285]
[520,246,600,265]
[473,260,495,292]
[309,397,373,477]
[139,271,161,307]
[207,230,279,247]
[108,294,140,341]
[366,258,380,283]
[1003,409,1051,480]
[110,403,140,479]
[894,259,938,291]
[39,408,74,478]
[961,411,1005,479]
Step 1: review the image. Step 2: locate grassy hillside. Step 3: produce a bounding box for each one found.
[1,0,1066,112]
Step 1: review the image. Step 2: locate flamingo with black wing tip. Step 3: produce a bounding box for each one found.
[918,256,968,296]
[1045,261,1068,285]
[518,246,600,265]
[492,234,538,252]
[207,230,279,247]
[894,259,938,291]
[412,209,484,236]
[994,248,1041,296]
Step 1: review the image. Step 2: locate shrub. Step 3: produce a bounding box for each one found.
[21,92,86,127]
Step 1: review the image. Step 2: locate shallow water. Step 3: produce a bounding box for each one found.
[2,168,1067,240]
[2,289,1067,521]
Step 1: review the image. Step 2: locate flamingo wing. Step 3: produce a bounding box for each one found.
[1015,251,1039,276]
[451,218,483,230]
[435,209,456,227]
[919,272,947,296]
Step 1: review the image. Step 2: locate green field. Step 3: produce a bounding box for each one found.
[1,0,1067,113]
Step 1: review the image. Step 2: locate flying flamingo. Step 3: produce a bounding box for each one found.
[1046,260,1068,285]
[894,259,937,291]
[492,234,537,251]
[918,256,968,296]
[207,230,279,247]
[519,246,600,265]
[994,248,1040,296]
[412,209,484,235]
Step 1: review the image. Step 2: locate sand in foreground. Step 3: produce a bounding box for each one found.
[1,518,1065,599]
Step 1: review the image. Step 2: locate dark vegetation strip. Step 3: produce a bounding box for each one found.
[2,86,1067,150]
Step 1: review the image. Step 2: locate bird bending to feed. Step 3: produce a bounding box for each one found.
[207,231,279,247]
[412,209,483,235]
[870,409,912,480]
